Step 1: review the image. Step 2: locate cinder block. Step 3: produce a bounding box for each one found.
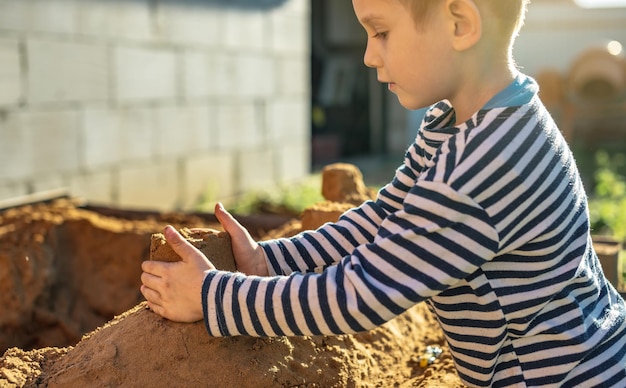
[0,109,76,182]
[114,46,177,102]
[0,1,25,32]
[156,3,220,47]
[31,174,66,196]
[0,112,31,181]
[81,108,121,169]
[0,0,313,216]
[237,148,275,193]
[26,39,108,104]
[215,102,263,150]
[280,0,310,15]
[214,53,275,98]
[0,38,22,106]
[77,0,152,41]
[0,0,77,34]
[222,9,266,51]
[28,0,77,34]
[182,152,235,209]
[23,109,80,176]
[81,107,154,169]
[154,105,212,157]
[0,182,28,202]
[68,170,114,204]
[265,99,309,143]
[181,51,214,99]
[276,56,309,97]
[270,6,309,54]
[275,140,311,183]
[117,161,179,211]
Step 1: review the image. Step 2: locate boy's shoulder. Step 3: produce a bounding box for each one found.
[467,96,555,147]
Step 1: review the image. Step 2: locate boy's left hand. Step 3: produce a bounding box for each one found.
[140,225,216,323]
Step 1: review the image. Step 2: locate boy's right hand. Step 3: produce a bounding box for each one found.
[211,203,269,276]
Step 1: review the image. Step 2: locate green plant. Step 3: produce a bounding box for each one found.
[621,250,626,290]
[588,151,626,242]
[224,174,324,216]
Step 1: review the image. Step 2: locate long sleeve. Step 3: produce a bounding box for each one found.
[203,179,499,337]
[260,101,459,277]
[201,101,506,337]
[202,81,626,387]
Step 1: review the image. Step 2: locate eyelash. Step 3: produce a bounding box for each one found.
[373,31,388,40]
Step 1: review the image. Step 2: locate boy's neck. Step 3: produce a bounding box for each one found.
[450,61,517,126]
[445,0,520,125]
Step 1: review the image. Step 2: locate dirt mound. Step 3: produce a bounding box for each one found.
[0,199,223,354]
[321,163,377,206]
[2,302,461,387]
[0,164,464,387]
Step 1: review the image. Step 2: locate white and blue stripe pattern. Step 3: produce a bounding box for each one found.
[202,95,626,386]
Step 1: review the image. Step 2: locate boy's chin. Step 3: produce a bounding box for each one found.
[391,91,435,111]
[396,96,429,111]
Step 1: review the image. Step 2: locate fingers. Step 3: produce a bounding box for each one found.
[214,202,239,229]
[145,300,165,316]
[140,268,161,289]
[140,269,174,319]
[140,227,209,322]
[142,292,166,318]
[140,281,166,317]
[214,203,254,243]
[163,225,204,263]
[141,259,165,277]
[140,283,161,303]
[140,267,168,305]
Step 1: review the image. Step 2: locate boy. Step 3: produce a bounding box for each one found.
[141,0,626,386]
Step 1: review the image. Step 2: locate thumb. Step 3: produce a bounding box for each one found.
[163,225,203,263]
[214,203,255,243]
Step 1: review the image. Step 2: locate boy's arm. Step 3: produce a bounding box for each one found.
[260,156,429,276]
[260,133,435,277]
[202,181,499,337]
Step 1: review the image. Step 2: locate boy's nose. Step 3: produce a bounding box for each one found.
[363,42,381,69]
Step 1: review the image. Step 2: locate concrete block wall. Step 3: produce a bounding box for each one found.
[0,0,311,211]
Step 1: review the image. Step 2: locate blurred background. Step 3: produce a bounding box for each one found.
[0,0,624,215]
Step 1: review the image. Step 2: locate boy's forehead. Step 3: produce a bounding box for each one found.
[353,0,402,23]
[359,14,384,26]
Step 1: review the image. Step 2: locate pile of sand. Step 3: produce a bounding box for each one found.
[0,164,463,387]
[2,302,461,387]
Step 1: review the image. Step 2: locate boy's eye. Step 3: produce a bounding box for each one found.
[373,31,388,39]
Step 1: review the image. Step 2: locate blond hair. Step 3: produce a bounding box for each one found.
[398,0,529,40]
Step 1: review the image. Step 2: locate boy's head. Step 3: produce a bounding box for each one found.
[353,0,529,121]
[398,0,529,46]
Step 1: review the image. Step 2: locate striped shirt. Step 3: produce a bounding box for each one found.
[202,76,626,387]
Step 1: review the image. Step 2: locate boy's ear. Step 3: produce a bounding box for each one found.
[444,0,482,51]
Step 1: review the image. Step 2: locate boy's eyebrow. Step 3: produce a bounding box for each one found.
[359,15,384,27]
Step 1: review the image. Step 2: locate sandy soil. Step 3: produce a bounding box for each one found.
[0,164,464,387]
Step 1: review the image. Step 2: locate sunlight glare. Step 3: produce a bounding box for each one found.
[607,41,623,56]
[574,0,626,8]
